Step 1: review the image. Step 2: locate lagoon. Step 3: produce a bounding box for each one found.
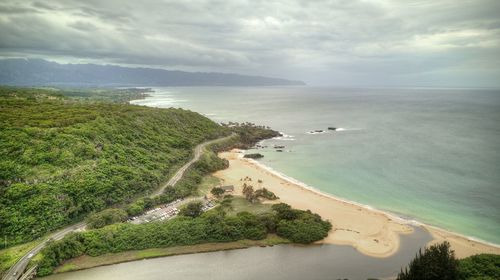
[43,227,432,280]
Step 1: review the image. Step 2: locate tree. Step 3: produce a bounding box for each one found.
[276,219,329,243]
[397,242,458,280]
[179,201,204,218]
[210,187,225,198]
[272,203,299,220]
[126,202,144,216]
[86,208,128,229]
[458,254,500,280]
[254,187,278,200]
[258,213,278,233]
[242,184,256,203]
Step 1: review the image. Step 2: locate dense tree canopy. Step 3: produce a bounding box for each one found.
[36,203,331,276]
[85,208,128,229]
[0,87,228,245]
[179,201,204,218]
[397,242,500,280]
[397,242,458,280]
[272,203,332,244]
[210,187,225,197]
[458,254,500,280]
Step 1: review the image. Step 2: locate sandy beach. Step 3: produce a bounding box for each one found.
[214,150,500,259]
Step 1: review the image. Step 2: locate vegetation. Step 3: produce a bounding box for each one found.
[0,86,228,246]
[35,203,331,276]
[397,242,458,280]
[218,122,281,149]
[458,254,500,280]
[50,87,153,103]
[242,184,257,203]
[151,149,229,208]
[0,86,293,277]
[85,209,128,229]
[272,203,332,244]
[179,201,204,218]
[0,239,43,276]
[222,196,272,216]
[254,187,279,200]
[197,175,221,196]
[398,241,500,280]
[52,236,289,274]
[242,184,278,203]
[210,187,225,198]
[0,86,152,104]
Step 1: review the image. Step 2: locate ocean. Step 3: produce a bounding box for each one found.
[131,86,500,245]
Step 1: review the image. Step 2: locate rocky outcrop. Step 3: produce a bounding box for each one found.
[243,153,264,159]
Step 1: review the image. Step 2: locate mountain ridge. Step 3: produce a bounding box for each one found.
[0,58,305,87]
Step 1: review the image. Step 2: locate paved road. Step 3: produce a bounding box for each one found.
[151,133,235,197]
[2,133,234,280]
[2,222,86,280]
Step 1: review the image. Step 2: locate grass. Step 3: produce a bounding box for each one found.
[226,196,273,215]
[53,235,289,274]
[0,239,43,277]
[197,175,222,195]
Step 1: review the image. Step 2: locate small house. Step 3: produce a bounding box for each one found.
[221,185,234,192]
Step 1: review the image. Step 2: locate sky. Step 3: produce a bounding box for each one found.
[0,0,499,87]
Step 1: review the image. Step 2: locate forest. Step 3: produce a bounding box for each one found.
[36,202,332,276]
[397,241,499,280]
[0,86,229,245]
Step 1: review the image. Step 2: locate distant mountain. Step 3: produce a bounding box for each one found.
[0,58,305,87]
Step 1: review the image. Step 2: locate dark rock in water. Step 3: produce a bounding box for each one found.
[276,149,283,152]
[315,130,324,133]
[274,145,285,149]
[244,153,264,159]
[328,127,337,131]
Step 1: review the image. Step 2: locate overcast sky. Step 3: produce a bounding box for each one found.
[1,0,499,87]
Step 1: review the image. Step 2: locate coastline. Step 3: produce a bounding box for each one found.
[214,149,500,259]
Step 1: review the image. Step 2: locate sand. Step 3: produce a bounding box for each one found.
[213,150,500,259]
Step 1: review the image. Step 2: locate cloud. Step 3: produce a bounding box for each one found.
[0,0,499,86]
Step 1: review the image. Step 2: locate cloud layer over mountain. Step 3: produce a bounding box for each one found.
[1,0,499,87]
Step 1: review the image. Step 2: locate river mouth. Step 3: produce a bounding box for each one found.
[42,226,432,280]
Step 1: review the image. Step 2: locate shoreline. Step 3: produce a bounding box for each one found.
[50,236,290,275]
[245,152,500,250]
[214,149,500,259]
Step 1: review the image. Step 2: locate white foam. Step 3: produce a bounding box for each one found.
[334,128,363,132]
[273,137,296,141]
[237,153,500,249]
[307,130,328,135]
[273,132,295,141]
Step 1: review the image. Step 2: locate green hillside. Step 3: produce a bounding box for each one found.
[0,87,228,245]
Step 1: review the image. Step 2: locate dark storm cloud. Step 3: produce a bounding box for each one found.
[0,0,499,86]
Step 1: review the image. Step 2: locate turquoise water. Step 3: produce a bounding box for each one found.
[131,87,500,245]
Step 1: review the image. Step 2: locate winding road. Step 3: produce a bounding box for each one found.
[2,222,86,280]
[152,133,235,197]
[2,133,235,280]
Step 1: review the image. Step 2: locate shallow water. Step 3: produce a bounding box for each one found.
[43,227,432,280]
[131,86,500,244]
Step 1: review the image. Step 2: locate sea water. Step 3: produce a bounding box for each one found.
[131,86,500,245]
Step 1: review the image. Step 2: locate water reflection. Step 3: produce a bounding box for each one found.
[42,226,431,280]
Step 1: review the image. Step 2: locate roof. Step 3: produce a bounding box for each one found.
[221,185,234,191]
